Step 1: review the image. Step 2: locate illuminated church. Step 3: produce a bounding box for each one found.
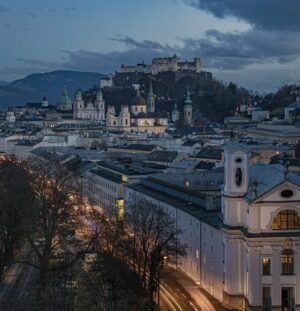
[106,82,168,134]
[73,88,105,121]
[221,144,300,310]
[125,143,300,311]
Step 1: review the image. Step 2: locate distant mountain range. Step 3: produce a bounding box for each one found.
[0,70,106,107]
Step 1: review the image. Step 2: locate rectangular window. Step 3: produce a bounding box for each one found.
[262,287,272,311]
[282,255,294,275]
[262,257,271,275]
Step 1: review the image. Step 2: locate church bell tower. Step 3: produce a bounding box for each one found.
[183,88,193,126]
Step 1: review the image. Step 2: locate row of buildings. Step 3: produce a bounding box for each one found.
[7,82,194,134]
[26,139,300,311]
[1,68,300,310]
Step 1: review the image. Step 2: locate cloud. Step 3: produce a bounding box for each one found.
[0,5,8,15]
[26,11,37,19]
[2,22,300,92]
[183,0,300,31]
[181,28,300,70]
[60,47,170,73]
[108,37,173,51]
[3,27,300,79]
[17,58,60,69]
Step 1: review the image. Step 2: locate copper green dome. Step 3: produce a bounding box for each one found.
[59,86,72,105]
[132,89,146,106]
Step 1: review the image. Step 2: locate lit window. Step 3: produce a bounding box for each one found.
[262,257,271,275]
[272,210,300,230]
[116,199,124,221]
[281,249,294,275]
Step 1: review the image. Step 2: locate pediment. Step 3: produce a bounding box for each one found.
[252,181,300,204]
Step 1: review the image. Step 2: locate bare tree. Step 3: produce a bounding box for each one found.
[23,158,96,287]
[126,200,186,308]
[96,199,186,309]
[75,252,147,311]
[0,158,34,280]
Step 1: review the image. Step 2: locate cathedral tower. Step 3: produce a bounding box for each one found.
[73,87,84,119]
[95,88,106,121]
[120,105,131,127]
[147,80,155,113]
[183,88,193,126]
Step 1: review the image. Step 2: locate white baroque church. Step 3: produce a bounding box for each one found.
[106,83,168,134]
[73,88,105,121]
[125,143,300,311]
[221,144,300,310]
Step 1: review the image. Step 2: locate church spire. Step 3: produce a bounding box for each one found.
[97,88,103,101]
[184,87,192,105]
[62,85,68,96]
[147,79,155,113]
[183,87,193,127]
[75,87,82,101]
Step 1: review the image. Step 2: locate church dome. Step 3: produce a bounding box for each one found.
[132,90,146,106]
[59,86,72,105]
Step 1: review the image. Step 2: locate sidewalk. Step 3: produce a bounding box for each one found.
[162,266,230,311]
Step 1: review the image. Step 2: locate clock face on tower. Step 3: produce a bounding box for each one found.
[235,167,243,186]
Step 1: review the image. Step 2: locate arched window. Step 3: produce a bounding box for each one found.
[271,210,300,230]
[281,249,294,275]
[125,119,128,125]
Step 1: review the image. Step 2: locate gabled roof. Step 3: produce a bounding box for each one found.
[246,163,300,203]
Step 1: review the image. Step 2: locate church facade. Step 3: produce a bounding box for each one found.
[106,85,168,134]
[73,88,105,121]
[125,143,300,311]
[222,144,300,310]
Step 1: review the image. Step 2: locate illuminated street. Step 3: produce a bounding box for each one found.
[160,267,229,311]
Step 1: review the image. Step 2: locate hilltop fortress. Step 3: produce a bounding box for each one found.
[119,54,202,75]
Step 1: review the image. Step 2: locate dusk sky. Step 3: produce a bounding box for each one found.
[1,0,300,92]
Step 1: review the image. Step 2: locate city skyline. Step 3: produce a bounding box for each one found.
[1,0,300,92]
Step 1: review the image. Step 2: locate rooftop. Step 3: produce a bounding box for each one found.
[126,182,223,229]
[195,147,223,160]
[97,160,162,176]
[110,144,159,152]
[246,163,300,203]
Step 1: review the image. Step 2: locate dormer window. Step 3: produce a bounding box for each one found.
[271,210,300,230]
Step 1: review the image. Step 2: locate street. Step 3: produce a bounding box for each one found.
[160,267,229,311]
[0,247,36,311]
